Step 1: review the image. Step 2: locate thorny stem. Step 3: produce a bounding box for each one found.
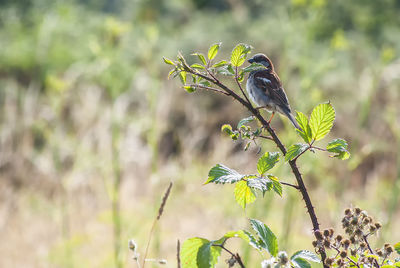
[180,61,328,267]
[363,235,380,267]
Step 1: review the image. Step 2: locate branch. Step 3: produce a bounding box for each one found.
[182,63,328,267]
[213,244,245,268]
[281,181,300,189]
[363,235,380,268]
[188,84,230,96]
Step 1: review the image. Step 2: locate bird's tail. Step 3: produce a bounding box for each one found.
[285,111,302,131]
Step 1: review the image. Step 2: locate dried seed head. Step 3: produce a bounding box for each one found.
[278,251,289,264]
[360,242,366,249]
[326,258,334,265]
[335,235,343,242]
[350,236,356,244]
[351,217,358,225]
[323,240,331,248]
[355,228,363,236]
[375,222,382,229]
[350,249,357,256]
[342,239,351,249]
[329,228,334,237]
[315,230,324,240]
[128,239,137,251]
[369,225,377,232]
[376,249,383,257]
[312,240,318,247]
[340,251,347,258]
[323,229,331,237]
[355,207,362,215]
[344,208,352,216]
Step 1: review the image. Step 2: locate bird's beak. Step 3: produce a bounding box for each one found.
[248,58,255,64]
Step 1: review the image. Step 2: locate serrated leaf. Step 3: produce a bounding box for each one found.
[197,242,221,268]
[257,152,279,175]
[243,230,262,251]
[247,176,271,195]
[237,116,255,129]
[285,143,309,161]
[212,60,228,68]
[181,237,209,268]
[206,164,243,184]
[327,138,350,160]
[231,43,252,67]
[234,180,256,209]
[192,53,207,65]
[309,103,335,141]
[191,63,205,69]
[208,42,221,60]
[295,111,312,143]
[163,57,175,65]
[395,242,400,254]
[268,175,282,196]
[242,62,265,73]
[291,258,311,268]
[249,219,278,256]
[217,64,235,76]
[291,250,320,263]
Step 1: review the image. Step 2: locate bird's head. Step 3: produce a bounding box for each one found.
[248,53,274,71]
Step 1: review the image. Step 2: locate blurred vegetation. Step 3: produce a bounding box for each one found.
[0,0,399,267]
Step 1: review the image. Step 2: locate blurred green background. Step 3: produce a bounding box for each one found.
[0,0,400,267]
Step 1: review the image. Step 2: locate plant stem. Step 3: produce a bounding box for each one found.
[214,244,245,268]
[183,64,328,267]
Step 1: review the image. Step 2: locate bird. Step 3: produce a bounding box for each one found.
[246,53,301,130]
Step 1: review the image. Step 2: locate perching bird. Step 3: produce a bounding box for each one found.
[246,53,301,130]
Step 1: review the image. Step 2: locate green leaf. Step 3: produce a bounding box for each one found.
[208,42,221,60]
[295,111,312,143]
[212,60,228,68]
[268,175,282,196]
[237,116,255,129]
[192,53,207,65]
[191,63,205,69]
[183,85,196,93]
[242,62,265,73]
[205,164,243,184]
[395,242,400,254]
[291,250,320,263]
[249,219,278,256]
[257,152,279,175]
[163,57,175,65]
[221,124,233,135]
[168,69,178,79]
[285,143,309,161]
[291,258,311,268]
[197,242,221,268]
[199,80,211,87]
[247,176,272,195]
[243,230,262,251]
[217,64,235,76]
[327,138,350,160]
[309,103,335,141]
[179,71,187,84]
[231,43,252,67]
[181,237,209,268]
[234,180,256,209]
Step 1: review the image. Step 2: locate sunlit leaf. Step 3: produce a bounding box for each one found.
[268,175,282,197]
[231,43,252,67]
[217,64,235,76]
[291,258,311,268]
[327,138,350,160]
[183,85,196,93]
[205,164,243,184]
[257,152,279,175]
[181,237,209,268]
[192,53,207,65]
[309,103,335,141]
[285,143,309,161]
[394,242,400,254]
[179,71,187,84]
[295,111,312,143]
[246,176,271,195]
[208,42,221,60]
[197,242,221,268]
[249,219,278,256]
[163,57,175,65]
[234,180,256,209]
[191,63,205,69]
[212,60,228,68]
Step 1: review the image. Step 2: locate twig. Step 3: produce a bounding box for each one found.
[312,146,327,152]
[213,244,245,268]
[280,181,300,189]
[363,235,380,268]
[188,84,230,96]
[235,66,252,105]
[177,240,181,268]
[259,135,273,140]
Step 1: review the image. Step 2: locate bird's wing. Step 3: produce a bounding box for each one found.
[254,71,291,112]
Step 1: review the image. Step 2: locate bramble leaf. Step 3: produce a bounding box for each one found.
[234,180,256,209]
[242,62,265,73]
[291,250,320,263]
[181,237,209,268]
[249,219,278,256]
[285,143,309,161]
[231,43,252,67]
[208,42,221,60]
[268,175,282,196]
[247,176,272,195]
[257,152,279,175]
[295,111,312,144]
[327,138,350,160]
[205,164,243,184]
[197,242,221,268]
[309,103,335,141]
[237,116,255,129]
[291,258,311,268]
